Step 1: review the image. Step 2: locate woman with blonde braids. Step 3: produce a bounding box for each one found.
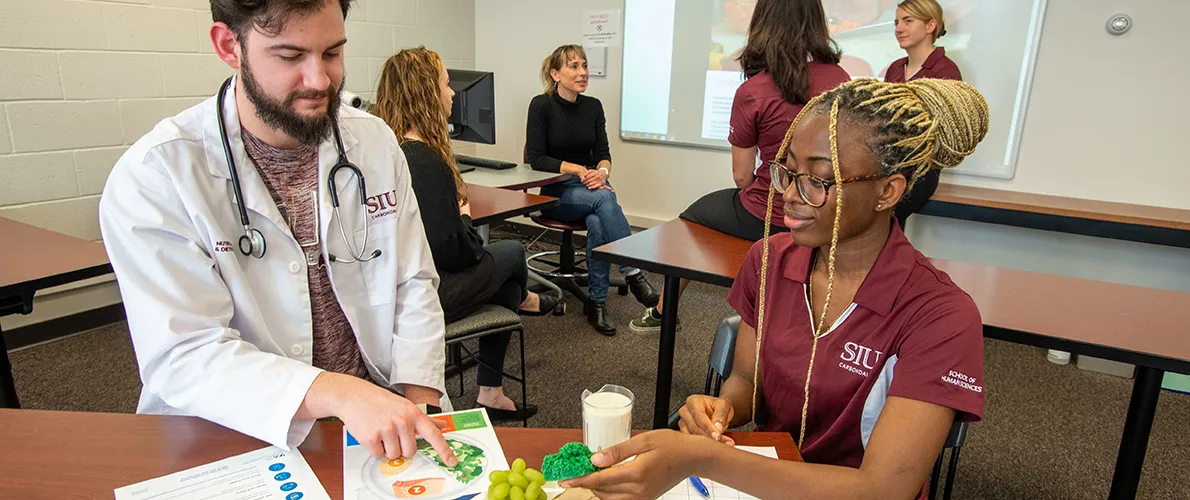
[563,78,990,500]
[374,47,555,422]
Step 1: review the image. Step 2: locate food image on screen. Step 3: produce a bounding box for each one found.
[621,0,979,148]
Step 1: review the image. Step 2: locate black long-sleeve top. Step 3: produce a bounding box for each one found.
[401,140,484,272]
[525,92,612,173]
[401,140,501,322]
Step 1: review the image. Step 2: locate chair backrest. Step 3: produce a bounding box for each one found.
[930,419,970,500]
[706,315,741,396]
[945,419,968,448]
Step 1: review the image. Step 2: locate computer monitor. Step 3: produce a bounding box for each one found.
[447,69,496,145]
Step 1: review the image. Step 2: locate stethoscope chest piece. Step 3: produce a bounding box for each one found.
[239,228,267,258]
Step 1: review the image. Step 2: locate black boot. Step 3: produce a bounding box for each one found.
[584,301,616,336]
[625,272,660,308]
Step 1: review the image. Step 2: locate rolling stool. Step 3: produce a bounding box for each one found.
[526,214,627,315]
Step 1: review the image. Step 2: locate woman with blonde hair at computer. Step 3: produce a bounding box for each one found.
[885,0,963,228]
[374,47,556,422]
[525,44,660,336]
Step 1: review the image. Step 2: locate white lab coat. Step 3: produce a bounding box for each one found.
[99,84,449,450]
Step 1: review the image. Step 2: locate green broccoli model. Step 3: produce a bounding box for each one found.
[542,442,603,482]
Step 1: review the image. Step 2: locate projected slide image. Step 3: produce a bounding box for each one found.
[827,0,975,78]
[624,0,983,149]
[708,0,751,71]
[706,1,973,77]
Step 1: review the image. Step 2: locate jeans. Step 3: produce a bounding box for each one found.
[541,178,638,302]
[476,240,529,387]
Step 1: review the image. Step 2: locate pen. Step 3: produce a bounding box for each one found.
[688,476,710,498]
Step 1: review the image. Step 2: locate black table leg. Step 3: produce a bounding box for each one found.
[1108,366,1164,500]
[652,275,681,429]
[0,323,19,409]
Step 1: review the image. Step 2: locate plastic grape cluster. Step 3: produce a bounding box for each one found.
[488,458,546,500]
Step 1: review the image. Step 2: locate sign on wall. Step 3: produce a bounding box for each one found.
[582,9,621,47]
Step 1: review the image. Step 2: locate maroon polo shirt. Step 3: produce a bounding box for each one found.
[884,47,963,83]
[728,66,852,226]
[727,224,984,488]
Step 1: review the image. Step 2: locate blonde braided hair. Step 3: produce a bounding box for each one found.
[748,78,989,448]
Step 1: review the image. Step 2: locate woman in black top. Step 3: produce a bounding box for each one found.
[374,47,556,422]
[526,44,659,336]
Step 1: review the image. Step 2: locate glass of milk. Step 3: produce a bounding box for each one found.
[581,385,635,453]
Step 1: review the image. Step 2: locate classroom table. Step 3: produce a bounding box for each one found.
[462,163,571,190]
[0,409,801,499]
[0,217,113,409]
[592,217,1190,500]
[592,219,745,433]
[467,183,558,226]
[920,183,1190,249]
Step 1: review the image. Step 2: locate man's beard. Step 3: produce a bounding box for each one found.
[241,55,344,147]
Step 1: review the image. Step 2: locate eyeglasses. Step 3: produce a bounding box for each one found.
[768,159,888,208]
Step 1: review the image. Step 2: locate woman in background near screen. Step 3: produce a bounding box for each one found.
[525,44,660,336]
[374,47,557,422]
[630,0,851,334]
[885,0,962,228]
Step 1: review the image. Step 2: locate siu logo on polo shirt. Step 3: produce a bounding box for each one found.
[839,341,883,378]
[365,189,400,221]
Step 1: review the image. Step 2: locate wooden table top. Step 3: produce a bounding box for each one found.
[0,217,112,296]
[0,409,800,499]
[595,218,1190,373]
[592,219,751,287]
[928,184,1190,232]
[461,164,571,191]
[467,183,558,226]
[932,259,1190,374]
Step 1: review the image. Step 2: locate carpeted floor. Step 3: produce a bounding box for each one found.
[9,225,1190,499]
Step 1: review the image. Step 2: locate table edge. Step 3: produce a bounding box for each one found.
[591,249,736,288]
[0,263,114,297]
[471,199,559,227]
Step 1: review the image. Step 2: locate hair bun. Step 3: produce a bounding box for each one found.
[905,79,989,169]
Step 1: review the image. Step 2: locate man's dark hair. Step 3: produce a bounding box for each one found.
[211,0,354,39]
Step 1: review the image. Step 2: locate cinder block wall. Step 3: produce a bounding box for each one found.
[0,0,476,330]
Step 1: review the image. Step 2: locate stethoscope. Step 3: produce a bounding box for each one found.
[216,77,380,263]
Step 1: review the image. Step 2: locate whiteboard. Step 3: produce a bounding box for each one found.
[619,0,1048,180]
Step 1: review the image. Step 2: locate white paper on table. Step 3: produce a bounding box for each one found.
[114,445,329,500]
[660,446,778,499]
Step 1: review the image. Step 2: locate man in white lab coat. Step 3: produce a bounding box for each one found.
[99,0,457,466]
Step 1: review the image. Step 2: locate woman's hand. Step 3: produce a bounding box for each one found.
[581,169,610,191]
[678,395,736,445]
[561,430,721,500]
